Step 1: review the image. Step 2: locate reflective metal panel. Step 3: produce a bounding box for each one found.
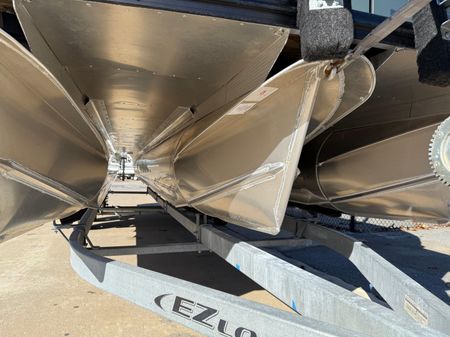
[291,120,450,222]
[332,180,450,221]
[318,124,438,199]
[137,60,324,233]
[15,0,289,155]
[291,49,450,222]
[0,29,108,242]
[137,57,374,233]
[339,49,450,129]
[11,0,386,232]
[292,120,450,222]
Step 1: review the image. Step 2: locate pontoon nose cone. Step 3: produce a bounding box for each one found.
[171,58,375,234]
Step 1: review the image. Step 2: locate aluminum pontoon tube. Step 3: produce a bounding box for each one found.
[291,118,450,222]
[0,28,110,243]
[291,48,450,222]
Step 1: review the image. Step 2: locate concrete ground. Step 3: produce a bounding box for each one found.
[1,181,449,336]
[0,182,289,337]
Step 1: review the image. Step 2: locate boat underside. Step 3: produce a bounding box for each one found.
[1,0,450,242]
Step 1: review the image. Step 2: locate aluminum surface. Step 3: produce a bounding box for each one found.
[15,0,289,155]
[0,29,109,242]
[138,56,375,233]
[305,56,375,142]
[138,60,324,234]
[13,0,380,233]
[292,49,450,222]
[292,120,450,221]
[172,61,322,233]
[338,49,450,129]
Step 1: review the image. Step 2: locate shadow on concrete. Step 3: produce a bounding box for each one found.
[90,205,264,296]
[135,211,265,296]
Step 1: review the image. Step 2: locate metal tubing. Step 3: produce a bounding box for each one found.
[99,206,162,214]
[91,242,208,256]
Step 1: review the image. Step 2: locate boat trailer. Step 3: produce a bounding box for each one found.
[59,186,450,337]
[49,1,450,336]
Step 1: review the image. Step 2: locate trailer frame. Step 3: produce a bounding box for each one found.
[62,185,450,337]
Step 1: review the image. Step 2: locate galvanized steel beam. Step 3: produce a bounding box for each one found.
[295,221,450,335]
[69,224,367,337]
[199,225,448,337]
[149,188,449,337]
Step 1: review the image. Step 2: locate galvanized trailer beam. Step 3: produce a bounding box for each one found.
[66,192,450,337]
[148,188,449,337]
[294,221,450,335]
[69,210,369,337]
[199,226,448,337]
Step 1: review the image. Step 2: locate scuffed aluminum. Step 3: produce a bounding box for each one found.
[305,57,376,142]
[14,0,300,233]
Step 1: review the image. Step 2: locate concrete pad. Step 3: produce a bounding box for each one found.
[0,181,290,337]
[0,223,204,337]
